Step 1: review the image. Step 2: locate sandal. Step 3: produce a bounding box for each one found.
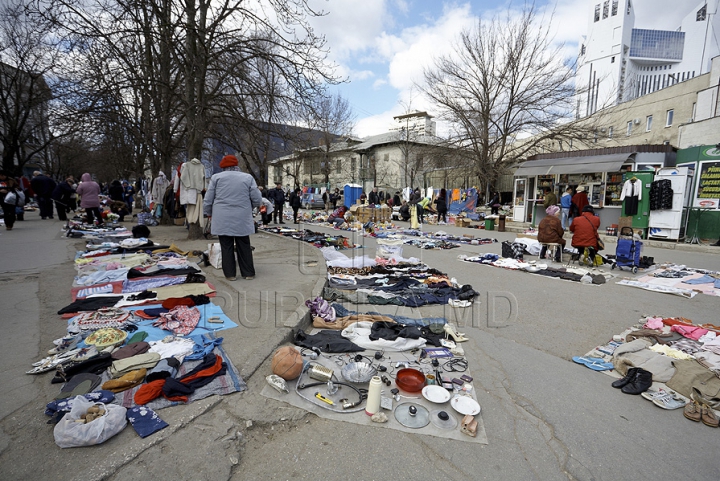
[27,349,80,374]
[683,401,702,422]
[701,404,720,428]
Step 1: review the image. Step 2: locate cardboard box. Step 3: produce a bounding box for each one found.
[455,218,471,228]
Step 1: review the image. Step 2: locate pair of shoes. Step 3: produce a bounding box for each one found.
[641,389,687,410]
[225,276,237,281]
[573,356,614,371]
[279,221,286,224]
[611,367,652,394]
[48,334,81,355]
[443,323,468,342]
[27,348,81,374]
[682,400,717,426]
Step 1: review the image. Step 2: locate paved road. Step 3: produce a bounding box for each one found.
[0,214,718,481]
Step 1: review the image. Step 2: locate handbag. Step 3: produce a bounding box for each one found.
[584,216,604,251]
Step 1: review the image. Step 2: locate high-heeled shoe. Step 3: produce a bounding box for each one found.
[444,323,468,342]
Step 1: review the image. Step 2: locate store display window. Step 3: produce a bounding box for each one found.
[605,172,624,207]
[535,175,556,200]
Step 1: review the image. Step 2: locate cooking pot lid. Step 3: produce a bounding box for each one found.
[394,403,430,428]
[430,409,458,430]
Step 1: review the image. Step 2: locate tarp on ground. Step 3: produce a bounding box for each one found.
[448,188,479,220]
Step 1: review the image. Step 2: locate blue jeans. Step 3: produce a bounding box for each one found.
[561,208,570,229]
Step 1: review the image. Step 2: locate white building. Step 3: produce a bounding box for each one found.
[576,0,720,118]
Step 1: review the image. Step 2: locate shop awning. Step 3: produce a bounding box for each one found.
[514,153,632,176]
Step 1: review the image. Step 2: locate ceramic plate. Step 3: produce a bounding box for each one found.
[422,385,451,404]
[450,395,481,415]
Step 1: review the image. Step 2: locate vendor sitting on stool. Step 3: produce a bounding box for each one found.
[569,204,600,261]
[538,205,565,261]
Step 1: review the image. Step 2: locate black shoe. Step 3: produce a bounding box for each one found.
[621,368,653,395]
[279,221,285,224]
[611,367,639,389]
[713,241,720,247]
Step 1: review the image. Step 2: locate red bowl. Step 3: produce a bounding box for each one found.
[395,368,426,393]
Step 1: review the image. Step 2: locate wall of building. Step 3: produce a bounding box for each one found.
[678,117,720,148]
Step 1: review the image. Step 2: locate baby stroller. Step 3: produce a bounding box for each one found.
[612,227,642,274]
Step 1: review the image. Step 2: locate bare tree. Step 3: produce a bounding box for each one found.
[419,5,594,193]
[306,93,355,186]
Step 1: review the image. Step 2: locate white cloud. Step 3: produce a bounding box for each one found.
[384,4,476,91]
[372,78,388,89]
[306,0,390,61]
[351,70,375,81]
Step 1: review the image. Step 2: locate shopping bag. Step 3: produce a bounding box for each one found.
[53,395,127,448]
[208,243,222,269]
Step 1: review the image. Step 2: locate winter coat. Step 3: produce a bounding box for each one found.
[571,192,589,216]
[537,215,566,246]
[269,187,285,205]
[30,174,56,198]
[75,173,101,208]
[52,181,75,205]
[203,170,261,237]
[569,212,600,249]
[109,182,124,201]
[289,191,302,209]
[368,191,380,205]
[434,196,447,212]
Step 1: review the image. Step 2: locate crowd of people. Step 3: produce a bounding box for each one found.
[0,169,145,231]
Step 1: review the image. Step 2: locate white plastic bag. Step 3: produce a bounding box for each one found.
[208,243,222,269]
[53,395,127,448]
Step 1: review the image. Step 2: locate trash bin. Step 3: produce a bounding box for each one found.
[485,219,495,231]
[498,215,506,232]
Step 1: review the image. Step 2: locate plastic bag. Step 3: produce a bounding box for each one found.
[208,243,222,269]
[53,395,127,448]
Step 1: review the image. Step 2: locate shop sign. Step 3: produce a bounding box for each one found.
[693,160,720,208]
[700,146,720,160]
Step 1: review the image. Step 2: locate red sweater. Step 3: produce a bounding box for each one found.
[570,212,600,248]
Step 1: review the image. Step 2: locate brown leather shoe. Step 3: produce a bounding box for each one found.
[701,404,719,428]
[684,401,702,422]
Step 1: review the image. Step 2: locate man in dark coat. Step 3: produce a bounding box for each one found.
[30,171,56,219]
[368,186,380,205]
[269,182,286,224]
[51,177,76,221]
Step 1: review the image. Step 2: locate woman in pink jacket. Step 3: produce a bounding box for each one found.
[75,173,103,226]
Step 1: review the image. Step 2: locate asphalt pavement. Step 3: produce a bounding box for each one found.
[0,212,719,481]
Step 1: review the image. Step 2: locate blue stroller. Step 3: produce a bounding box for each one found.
[612,227,642,274]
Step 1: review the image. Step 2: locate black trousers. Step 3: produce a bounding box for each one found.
[273,203,284,223]
[2,202,16,228]
[55,201,69,221]
[438,208,447,223]
[219,235,255,278]
[85,207,103,225]
[292,207,299,223]
[38,196,54,218]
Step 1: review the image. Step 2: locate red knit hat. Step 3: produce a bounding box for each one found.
[219,155,238,168]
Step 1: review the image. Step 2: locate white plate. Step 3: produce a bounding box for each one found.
[421,385,451,404]
[451,395,481,415]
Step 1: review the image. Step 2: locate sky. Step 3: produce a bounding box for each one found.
[306,0,700,138]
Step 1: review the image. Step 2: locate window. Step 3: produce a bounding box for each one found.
[336,159,341,174]
[603,0,609,18]
[350,157,356,173]
[594,4,600,22]
[646,115,653,132]
[611,56,615,63]
[626,121,632,136]
[697,5,707,21]
[627,0,632,15]
[692,102,696,122]
[611,0,618,15]
[666,110,674,126]
[608,126,614,139]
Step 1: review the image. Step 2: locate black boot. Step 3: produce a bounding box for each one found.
[621,368,653,394]
[612,367,639,389]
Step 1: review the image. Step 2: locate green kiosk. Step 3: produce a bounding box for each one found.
[677,145,720,243]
